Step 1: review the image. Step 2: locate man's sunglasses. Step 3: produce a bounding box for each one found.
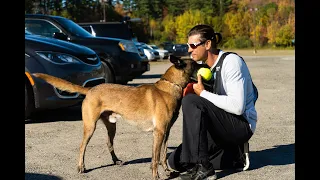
[187,40,206,49]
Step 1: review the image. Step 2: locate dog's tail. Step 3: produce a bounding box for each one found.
[32,73,90,95]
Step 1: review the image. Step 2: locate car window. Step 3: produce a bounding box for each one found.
[164,44,174,50]
[25,19,61,38]
[92,24,133,40]
[81,25,96,36]
[175,44,187,48]
[25,29,33,35]
[55,18,93,37]
[81,26,92,33]
[174,44,188,50]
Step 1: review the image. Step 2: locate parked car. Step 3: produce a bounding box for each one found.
[147,44,169,60]
[25,14,149,84]
[78,21,147,60]
[25,31,106,119]
[161,42,174,54]
[79,22,135,40]
[172,44,189,57]
[135,42,160,61]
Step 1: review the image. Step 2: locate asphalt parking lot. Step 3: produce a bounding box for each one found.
[25,50,295,180]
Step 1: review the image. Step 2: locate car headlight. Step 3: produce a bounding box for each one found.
[144,50,151,56]
[36,51,81,64]
[118,40,139,54]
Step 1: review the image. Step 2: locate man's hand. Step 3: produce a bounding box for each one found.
[193,74,205,95]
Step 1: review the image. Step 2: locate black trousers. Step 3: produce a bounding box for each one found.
[178,93,253,165]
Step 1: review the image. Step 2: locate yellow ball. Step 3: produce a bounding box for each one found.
[197,68,212,81]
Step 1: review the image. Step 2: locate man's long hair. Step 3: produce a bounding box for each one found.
[187,24,222,49]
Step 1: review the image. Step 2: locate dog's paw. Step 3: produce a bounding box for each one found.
[77,166,86,173]
[164,169,172,177]
[114,160,124,166]
[165,169,179,178]
[152,175,162,180]
[166,171,180,179]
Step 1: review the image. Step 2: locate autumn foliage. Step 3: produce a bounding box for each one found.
[25,0,295,48]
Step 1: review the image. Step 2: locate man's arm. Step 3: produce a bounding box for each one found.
[199,55,248,115]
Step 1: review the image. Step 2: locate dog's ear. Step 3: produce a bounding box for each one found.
[169,55,186,68]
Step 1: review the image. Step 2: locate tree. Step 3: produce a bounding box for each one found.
[267,21,280,45]
[161,14,176,42]
[275,24,294,46]
[175,10,206,43]
[164,0,187,17]
[25,0,34,13]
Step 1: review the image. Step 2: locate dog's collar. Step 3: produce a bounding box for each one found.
[160,77,183,90]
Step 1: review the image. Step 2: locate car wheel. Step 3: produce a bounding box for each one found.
[101,61,114,83]
[25,83,34,119]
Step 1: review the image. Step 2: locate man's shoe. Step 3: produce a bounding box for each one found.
[179,164,217,180]
[179,164,199,180]
[166,159,179,173]
[234,142,250,171]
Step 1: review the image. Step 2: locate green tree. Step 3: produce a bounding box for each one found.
[161,14,176,42]
[25,0,34,13]
[267,21,280,45]
[175,10,206,43]
[275,24,294,46]
[132,0,163,19]
[164,0,187,17]
[24,0,295,48]
[224,11,249,38]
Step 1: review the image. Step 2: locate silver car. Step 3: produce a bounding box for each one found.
[147,44,169,59]
[135,42,160,61]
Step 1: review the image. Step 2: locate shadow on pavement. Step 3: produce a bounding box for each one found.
[84,156,153,173]
[249,143,295,169]
[25,173,62,180]
[84,163,117,173]
[123,157,152,165]
[82,144,294,179]
[218,143,295,178]
[25,105,82,124]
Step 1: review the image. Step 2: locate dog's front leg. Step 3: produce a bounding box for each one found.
[161,109,181,177]
[152,128,165,180]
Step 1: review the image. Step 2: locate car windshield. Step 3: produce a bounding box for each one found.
[141,44,152,50]
[175,44,188,48]
[25,29,33,35]
[56,18,93,37]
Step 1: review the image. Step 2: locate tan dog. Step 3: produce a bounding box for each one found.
[32,57,196,180]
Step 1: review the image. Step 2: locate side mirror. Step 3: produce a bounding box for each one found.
[53,32,68,41]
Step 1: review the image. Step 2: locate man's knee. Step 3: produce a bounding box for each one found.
[182,93,200,106]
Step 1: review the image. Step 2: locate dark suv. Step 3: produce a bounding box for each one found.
[172,44,189,57]
[78,21,146,57]
[79,22,135,40]
[25,14,149,84]
[161,42,174,54]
